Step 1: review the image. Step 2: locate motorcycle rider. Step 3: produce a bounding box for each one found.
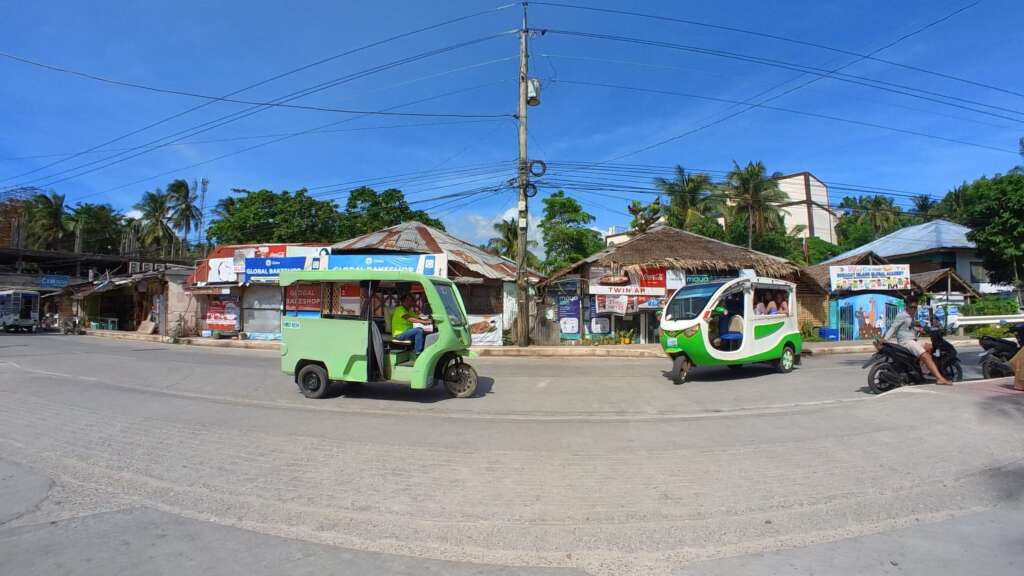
[876,296,952,385]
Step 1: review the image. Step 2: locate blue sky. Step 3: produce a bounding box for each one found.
[2,0,1022,250]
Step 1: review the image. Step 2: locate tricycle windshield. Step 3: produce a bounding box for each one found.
[664,282,725,321]
[432,282,466,326]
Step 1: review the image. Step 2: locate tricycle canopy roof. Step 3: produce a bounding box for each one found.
[278,269,456,287]
[690,276,797,294]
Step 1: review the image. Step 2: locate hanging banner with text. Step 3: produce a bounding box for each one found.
[557,293,581,340]
[829,264,911,292]
[588,265,666,295]
[467,313,502,346]
[243,257,307,283]
[326,253,447,277]
[284,283,321,317]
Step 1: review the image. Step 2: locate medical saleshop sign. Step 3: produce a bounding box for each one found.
[243,257,307,283]
[829,264,912,292]
[326,253,448,277]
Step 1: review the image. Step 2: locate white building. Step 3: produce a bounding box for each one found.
[774,172,838,244]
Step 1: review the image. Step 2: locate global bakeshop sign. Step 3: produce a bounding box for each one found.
[243,257,307,283]
[326,253,448,277]
[587,265,666,296]
[829,264,911,292]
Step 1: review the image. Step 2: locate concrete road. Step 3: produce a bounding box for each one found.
[0,333,1022,575]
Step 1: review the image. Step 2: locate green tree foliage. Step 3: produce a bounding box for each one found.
[957,172,1024,286]
[337,187,445,240]
[26,191,68,250]
[538,191,604,274]
[206,188,343,245]
[931,184,971,224]
[911,194,937,222]
[806,236,841,264]
[132,189,178,255]
[68,203,125,254]
[167,179,202,245]
[833,195,905,252]
[627,197,662,233]
[654,166,720,230]
[722,161,787,248]
[485,217,541,269]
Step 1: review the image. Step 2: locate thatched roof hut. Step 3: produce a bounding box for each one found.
[546,224,803,282]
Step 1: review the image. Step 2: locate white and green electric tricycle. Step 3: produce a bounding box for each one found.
[659,277,802,384]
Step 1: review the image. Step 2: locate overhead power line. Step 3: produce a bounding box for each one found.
[0,3,515,184]
[552,79,1018,155]
[10,33,515,192]
[543,29,1024,123]
[532,1,1023,99]
[0,49,511,118]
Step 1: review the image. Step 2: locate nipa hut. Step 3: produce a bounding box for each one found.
[543,224,824,344]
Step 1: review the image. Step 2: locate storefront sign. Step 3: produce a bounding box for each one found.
[637,296,664,309]
[243,257,307,283]
[284,283,321,312]
[829,264,911,292]
[593,294,629,315]
[467,313,502,346]
[588,265,666,295]
[326,253,447,277]
[686,274,712,284]
[666,269,686,291]
[286,246,332,271]
[39,274,70,289]
[557,293,581,339]
[207,296,239,332]
[207,257,237,283]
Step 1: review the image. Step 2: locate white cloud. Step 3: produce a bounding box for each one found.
[443,206,546,259]
[125,209,142,219]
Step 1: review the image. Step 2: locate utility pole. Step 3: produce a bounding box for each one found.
[515,1,530,347]
[198,177,208,254]
[74,216,83,278]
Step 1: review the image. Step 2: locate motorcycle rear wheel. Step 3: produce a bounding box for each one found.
[981,357,1010,379]
[867,362,901,394]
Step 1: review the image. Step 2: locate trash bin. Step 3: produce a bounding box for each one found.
[818,327,839,341]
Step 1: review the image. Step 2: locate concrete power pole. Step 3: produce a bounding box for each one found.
[515,1,530,347]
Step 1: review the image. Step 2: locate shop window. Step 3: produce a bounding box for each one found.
[970,262,989,284]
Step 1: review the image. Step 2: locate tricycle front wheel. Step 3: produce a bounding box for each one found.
[672,355,691,385]
[444,363,478,398]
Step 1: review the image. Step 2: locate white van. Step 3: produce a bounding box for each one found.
[0,290,40,332]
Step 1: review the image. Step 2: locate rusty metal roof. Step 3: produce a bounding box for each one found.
[332,221,537,282]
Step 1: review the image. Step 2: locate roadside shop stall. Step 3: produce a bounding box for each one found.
[543,225,807,345]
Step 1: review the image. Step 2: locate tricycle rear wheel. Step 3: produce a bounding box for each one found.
[297,364,331,399]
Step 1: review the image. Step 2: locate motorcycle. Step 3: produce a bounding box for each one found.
[978,323,1024,379]
[863,327,963,394]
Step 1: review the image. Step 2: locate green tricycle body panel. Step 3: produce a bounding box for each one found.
[279,270,472,389]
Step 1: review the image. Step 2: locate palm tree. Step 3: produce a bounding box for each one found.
[722,161,787,249]
[133,189,177,256]
[911,194,937,222]
[628,197,662,233]
[167,179,201,246]
[654,166,719,230]
[862,195,901,234]
[27,191,68,250]
[486,218,540,268]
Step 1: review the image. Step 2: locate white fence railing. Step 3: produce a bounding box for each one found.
[953,314,1024,327]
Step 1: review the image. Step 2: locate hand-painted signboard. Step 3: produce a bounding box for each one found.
[829,264,911,292]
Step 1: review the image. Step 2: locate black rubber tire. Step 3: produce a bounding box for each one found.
[980,358,1009,379]
[296,364,331,399]
[727,364,744,371]
[672,355,691,385]
[774,345,796,374]
[444,363,478,398]
[945,360,964,383]
[867,362,900,394]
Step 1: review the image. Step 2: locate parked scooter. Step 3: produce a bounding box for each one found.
[863,327,963,394]
[978,324,1024,379]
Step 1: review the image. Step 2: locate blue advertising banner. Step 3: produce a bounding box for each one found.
[243,257,307,283]
[557,294,581,340]
[39,274,70,289]
[326,253,446,276]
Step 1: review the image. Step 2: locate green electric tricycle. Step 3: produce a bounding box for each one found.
[279,269,478,399]
[659,276,803,384]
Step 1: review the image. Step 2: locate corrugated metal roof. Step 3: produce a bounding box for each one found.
[332,221,537,282]
[825,220,975,263]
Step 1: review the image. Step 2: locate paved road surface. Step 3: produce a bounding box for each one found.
[1,333,1021,575]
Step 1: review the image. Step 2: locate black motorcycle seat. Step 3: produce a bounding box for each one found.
[880,342,920,362]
